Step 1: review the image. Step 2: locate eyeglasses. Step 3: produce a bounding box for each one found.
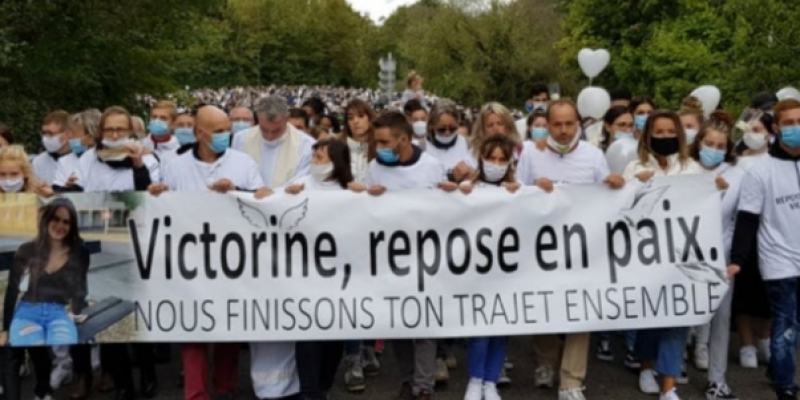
[435,126,459,134]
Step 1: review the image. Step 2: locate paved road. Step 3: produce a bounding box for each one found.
[25,334,782,400]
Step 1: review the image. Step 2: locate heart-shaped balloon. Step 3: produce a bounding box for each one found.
[576,86,611,120]
[690,85,721,118]
[578,49,611,80]
[777,87,800,101]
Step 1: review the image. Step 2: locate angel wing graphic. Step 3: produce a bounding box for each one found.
[619,182,670,228]
[672,248,727,284]
[279,199,309,230]
[237,199,269,230]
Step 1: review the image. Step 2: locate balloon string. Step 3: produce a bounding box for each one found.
[589,78,593,86]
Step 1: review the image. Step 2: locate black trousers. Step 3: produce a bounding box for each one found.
[70,344,93,377]
[0,346,52,399]
[295,341,344,399]
[100,343,155,391]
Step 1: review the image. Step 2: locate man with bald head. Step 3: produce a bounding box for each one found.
[148,107,266,400]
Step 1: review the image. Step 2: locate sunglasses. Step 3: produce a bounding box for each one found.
[435,126,459,135]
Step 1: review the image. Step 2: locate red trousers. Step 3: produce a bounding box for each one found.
[182,343,240,400]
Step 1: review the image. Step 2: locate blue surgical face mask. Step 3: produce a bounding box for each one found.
[209,132,231,154]
[525,103,535,113]
[376,148,399,163]
[174,128,196,145]
[614,131,634,141]
[148,119,170,137]
[530,127,548,140]
[781,126,800,149]
[699,145,725,168]
[68,138,86,155]
[232,121,251,134]
[634,115,648,131]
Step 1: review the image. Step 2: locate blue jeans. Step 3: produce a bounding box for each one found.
[634,327,688,377]
[467,337,507,383]
[9,302,78,346]
[764,278,800,394]
[597,331,637,350]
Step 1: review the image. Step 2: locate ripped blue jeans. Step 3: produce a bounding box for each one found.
[9,302,78,346]
[764,278,800,394]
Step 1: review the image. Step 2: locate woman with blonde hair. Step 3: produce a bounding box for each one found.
[678,96,705,145]
[469,102,523,161]
[0,145,37,194]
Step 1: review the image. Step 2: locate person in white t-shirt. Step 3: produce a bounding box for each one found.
[424,100,472,176]
[141,100,181,160]
[32,110,72,186]
[687,111,744,400]
[148,106,268,400]
[523,100,624,400]
[405,99,429,149]
[365,111,448,400]
[729,99,800,400]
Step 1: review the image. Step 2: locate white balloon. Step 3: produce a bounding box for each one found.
[577,86,611,120]
[578,49,611,79]
[605,138,639,175]
[777,87,800,101]
[689,85,721,118]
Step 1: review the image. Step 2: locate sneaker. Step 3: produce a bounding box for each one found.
[758,339,771,364]
[639,369,660,394]
[624,350,641,370]
[483,382,501,400]
[50,363,73,390]
[435,358,450,383]
[596,339,613,361]
[497,367,511,386]
[361,346,380,377]
[464,378,483,400]
[446,353,458,369]
[739,346,758,369]
[660,388,681,400]
[777,390,798,400]
[694,344,709,371]
[706,382,738,400]
[558,387,586,400]
[534,366,554,388]
[676,368,689,385]
[343,355,365,392]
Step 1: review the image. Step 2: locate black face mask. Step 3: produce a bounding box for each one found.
[650,137,679,157]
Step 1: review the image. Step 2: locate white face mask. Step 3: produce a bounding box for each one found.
[412,121,427,138]
[482,161,509,182]
[310,163,334,182]
[42,135,64,153]
[0,177,24,193]
[546,131,580,154]
[102,138,131,149]
[435,133,457,144]
[684,128,699,144]
[743,131,768,150]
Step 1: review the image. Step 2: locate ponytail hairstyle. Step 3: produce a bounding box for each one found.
[691,110,737,165]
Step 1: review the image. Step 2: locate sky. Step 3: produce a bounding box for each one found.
[347,0,419,23]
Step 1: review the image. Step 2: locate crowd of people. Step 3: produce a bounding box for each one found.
[0,71,799,400]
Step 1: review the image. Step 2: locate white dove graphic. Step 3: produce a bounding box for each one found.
[672,248,727,284]
[619,181,670,229]
[237,198,309,230]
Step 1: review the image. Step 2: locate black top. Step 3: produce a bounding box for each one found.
[3,242,90,330]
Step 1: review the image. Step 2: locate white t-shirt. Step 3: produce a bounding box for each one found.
[53,152,83,187]
[250,342,299,399]
[232,131,315,187]
[622,154,703,181]
[31,152,61,185]
[424,135,472,170]
[365,152,446,190]
[519,141,610,185]
[142,135,181,161]
[736,151,769,172]
[738,155,800,280]
[705,163,745,260]
[346,137,370,184]
[73,148,161,192]
[162,148,264,191]
[285,174,344,192]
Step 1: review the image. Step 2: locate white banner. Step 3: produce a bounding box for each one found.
[0,175,730,344]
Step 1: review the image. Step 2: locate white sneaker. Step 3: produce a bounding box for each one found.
[49,363,73,390]
[497,367,511,386]
[534,365,555,388]
[464,378,483,400]
[757,339,771,364]
[694,344,709,371]
[660,388,681,400]
[639,369,660,394]
[483,382,502,400]
[558,387,587,400]
[739,346,758,369]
